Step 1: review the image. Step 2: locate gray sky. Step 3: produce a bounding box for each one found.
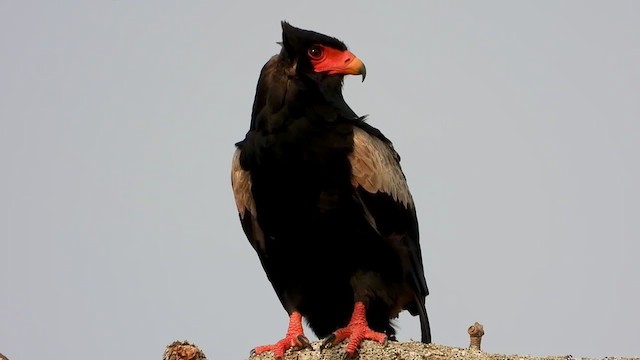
[1,1,638,359]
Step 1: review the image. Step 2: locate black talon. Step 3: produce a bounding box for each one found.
[342,349,359,359]
[381,336,389,347]
[320,334,337,350]
[297,335,312,350]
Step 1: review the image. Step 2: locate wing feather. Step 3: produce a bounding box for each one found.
[349,124,431,342]
[231,148,265,251]
[350,127,414,208]
[231,148,255,217]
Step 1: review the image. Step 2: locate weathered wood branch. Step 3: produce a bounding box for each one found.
[163,322,638,360]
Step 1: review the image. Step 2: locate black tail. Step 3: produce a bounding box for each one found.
[415,294,432,343]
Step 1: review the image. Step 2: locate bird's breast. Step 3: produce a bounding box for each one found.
[245,123,357,234]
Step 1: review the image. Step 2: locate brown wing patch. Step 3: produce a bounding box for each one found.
[349,127,414,207]
[231,148,256,218]
[231,148,265,250]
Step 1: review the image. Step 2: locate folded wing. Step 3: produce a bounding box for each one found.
[349,124,431,342]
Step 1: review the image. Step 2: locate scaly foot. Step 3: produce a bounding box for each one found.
[251,312,311,359]
[320,302,388,358]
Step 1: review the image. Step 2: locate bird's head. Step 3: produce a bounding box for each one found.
[279,21,366,83]
[248,22,366,130]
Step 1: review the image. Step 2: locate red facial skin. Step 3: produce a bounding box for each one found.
[308,44,366,79]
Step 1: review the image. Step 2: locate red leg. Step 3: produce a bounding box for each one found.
[321,302,388,358]
[252,312,311,359]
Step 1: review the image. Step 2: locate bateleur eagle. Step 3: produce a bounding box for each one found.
[232,22,431,359]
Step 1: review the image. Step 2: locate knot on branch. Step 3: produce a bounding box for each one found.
[468,322,485,351]
[163,341,207,360]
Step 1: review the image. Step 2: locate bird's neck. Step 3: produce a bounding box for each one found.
[310,75,358,120]
[250,72,358,134]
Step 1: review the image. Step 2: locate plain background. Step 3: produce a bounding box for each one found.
[2,1,638,359]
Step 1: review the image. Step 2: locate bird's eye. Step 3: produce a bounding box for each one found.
[308,46,324,60]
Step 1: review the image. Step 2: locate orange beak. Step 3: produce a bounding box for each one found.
[340,54,367,82]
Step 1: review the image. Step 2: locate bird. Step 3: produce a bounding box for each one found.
[231,22,431,359]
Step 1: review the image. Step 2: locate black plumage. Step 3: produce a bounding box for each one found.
[232,22,431,356]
